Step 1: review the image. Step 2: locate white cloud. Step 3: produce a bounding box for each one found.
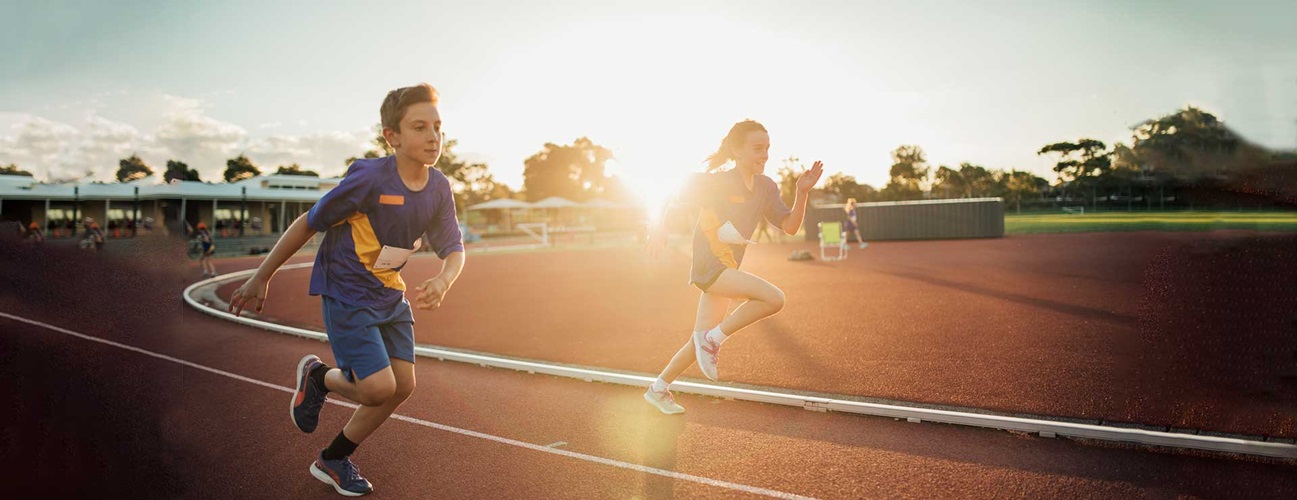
[0,95,376,182]
[245,130,372,177]
[0,114,86,180]
[152,95,248,180]
[70,115,147,179]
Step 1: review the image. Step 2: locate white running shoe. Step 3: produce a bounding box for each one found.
[644,387,685,415]
[859,242,869,249]
[692,329,721,381]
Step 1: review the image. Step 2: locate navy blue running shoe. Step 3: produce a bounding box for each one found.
[310,453,373,497]
[291,354,328,433]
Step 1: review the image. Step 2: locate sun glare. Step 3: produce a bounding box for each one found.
[614,159,686,224]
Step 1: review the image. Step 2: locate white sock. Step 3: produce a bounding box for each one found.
[650,378,669,393]
[704,326,728,345]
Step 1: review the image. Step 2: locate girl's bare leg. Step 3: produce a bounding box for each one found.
[655,292,730,383]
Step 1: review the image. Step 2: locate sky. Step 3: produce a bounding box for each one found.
[2,0,1294,205]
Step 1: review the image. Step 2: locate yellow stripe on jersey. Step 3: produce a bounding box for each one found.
[347,212,406,291]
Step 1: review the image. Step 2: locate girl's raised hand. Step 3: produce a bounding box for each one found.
[796,161,824,194]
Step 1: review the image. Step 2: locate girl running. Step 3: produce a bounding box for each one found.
[843,198,867,249]
[644,119,823,414]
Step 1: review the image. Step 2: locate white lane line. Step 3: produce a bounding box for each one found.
[545,441,568,448]
[0,311,816,500]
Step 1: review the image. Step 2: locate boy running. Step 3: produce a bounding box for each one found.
[229,83,465,496]
[26,222,45,245]
[195,222,216,277]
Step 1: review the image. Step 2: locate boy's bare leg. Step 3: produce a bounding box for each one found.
[324,359,415,444]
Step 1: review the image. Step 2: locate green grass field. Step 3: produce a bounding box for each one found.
[1004,211,1297,234]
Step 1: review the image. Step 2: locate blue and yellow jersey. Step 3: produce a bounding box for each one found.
[307,156,464,308]
[680,169,791,286]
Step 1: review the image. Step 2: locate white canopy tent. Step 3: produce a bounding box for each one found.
[465,198,533,211]
[465,198,535,232]
[530,196,580,209]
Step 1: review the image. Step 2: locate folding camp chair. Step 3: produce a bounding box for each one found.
[817,221,848,261]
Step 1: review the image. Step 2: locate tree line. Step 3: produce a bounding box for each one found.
[3,106,1291,213]
[804,106,1292,212]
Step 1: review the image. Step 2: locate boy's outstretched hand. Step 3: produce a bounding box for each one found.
[229,277,269,317]
[796,160,824,194]
[415,277,451,310]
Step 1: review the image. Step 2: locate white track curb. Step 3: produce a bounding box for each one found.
[185,266,1297,460]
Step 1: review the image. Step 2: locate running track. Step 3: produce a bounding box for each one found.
[3,239,1297,498]
[216,231,1297,438]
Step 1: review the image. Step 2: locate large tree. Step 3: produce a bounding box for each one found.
[595,175,636,204]
[930,165,967,199]
[822,172,875,203]
[881,145,928,201]
[1130,106,1264,182]
[275,163,320,177]
[889,145,928,184]
[776,156,803,207]
[522,137,614,202]
[1097,142,1148,208]
[115,154,154,182]
[1003,170,1049,213]
[0,163,34,177]
[223,154,261,182]
[931,163,1005,199]
[457,170,516,209]
[163,160,202,183]
[345,125,395,165]
[1037,139,1111,205]
[955,163,998,198]
[1038,139,1110,183]
[435,140,492,197]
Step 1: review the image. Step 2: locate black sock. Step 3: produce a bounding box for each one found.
[309,364,331,393]
[321,431,358,461]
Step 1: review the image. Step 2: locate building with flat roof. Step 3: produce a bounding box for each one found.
[0,174,340,239]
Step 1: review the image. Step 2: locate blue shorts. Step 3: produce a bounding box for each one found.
[321,295,416,383]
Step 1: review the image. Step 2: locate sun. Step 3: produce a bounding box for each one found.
[608,159,687,224]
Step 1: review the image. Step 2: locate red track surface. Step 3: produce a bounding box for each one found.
[4,241,1297,498]
[212,231,1297,438]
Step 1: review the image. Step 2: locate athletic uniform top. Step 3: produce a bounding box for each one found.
[197,229,213,251]
[680,169,791,287]
[844,207,857,230]
[307,156,464,309]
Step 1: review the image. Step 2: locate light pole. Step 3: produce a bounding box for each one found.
[133,186,140,237]
[240,186,247,237]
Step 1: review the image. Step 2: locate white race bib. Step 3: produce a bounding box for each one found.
[717,221,756,245]
[373,238,422,269]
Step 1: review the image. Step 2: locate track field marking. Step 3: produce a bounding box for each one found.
[0,311,816,500]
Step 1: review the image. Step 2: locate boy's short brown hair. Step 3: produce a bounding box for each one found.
[380,83,440,132]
